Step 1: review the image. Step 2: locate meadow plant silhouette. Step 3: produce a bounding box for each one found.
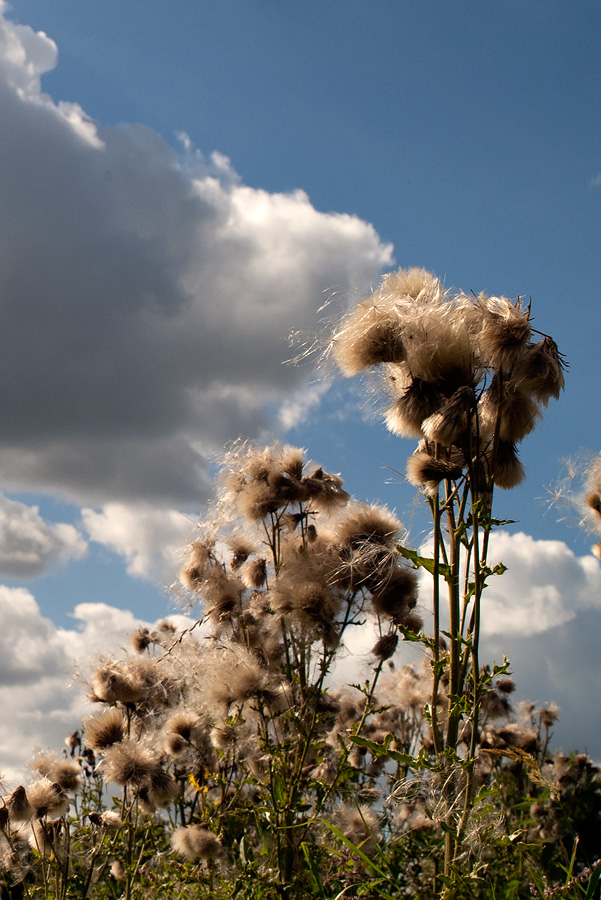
[1,268,600,900]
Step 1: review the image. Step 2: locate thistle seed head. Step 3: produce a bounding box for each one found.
[171,825,223,860]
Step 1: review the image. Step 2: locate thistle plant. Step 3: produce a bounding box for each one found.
[330,266,566,888]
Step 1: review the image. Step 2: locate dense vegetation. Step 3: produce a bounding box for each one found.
[1,269,599,899]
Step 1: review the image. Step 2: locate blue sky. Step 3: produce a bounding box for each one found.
[0,0,600,774]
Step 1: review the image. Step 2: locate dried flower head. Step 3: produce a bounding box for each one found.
[171,825,223,861]
[30,753,81,793]
[5,786,32,823]
[99,741,158,788]
[83,707,127,751]
[26,779,69,819]
[371,633,399,661]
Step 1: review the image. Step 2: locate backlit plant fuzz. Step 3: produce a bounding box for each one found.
[584,455,601,557]
[332,266,565,492]
[331,267,565,885]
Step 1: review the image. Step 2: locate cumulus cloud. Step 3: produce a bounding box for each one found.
[0,7,392,511]
[0,494,86,577]
[81,503,194,582]
[0,587,193,783]
[477,531,601,636]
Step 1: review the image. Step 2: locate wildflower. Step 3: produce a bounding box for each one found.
[83,707,127,750]
[302,467,350,512]
[227,533,255,570]
[146,767,179,808]
[171,825,223,861]
[513,336,566,403]
[585,491,601,516]
[421,385,475,446]
[201,568,244,623]
[489,440,526,489]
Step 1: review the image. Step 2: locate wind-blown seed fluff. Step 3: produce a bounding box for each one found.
[171,825,223,860]
[83,707,127,751]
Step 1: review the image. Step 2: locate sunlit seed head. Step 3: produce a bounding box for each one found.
[148,768,179,808]
[585,491,601,516]
[421,385,475,446]
[470,293,532,370]
[30,754,81,793]
[179,540,215,590]
[110,860,126,879]
[227,534,255,570]
[26,779,69,819]
[64,731,80,753]
[384,378,442,438]
[130,628,155,654]
[332,301,407,376]
[278,445,305,480]
[513,336,566,404]
[490,441,526,490]
[99,741,157,788]
[539,704,560,728]
[302,468,350,512]
[30,819,63,856]
[6,786,32,823]
[83,707,127,751]
[480,376,540,444]
[171,825,223,861]
[335,503,402,550]
[370,567,419,620]
[406,449,464,495]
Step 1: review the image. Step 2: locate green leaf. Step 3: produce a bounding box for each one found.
[396,545,451,578]
[350,733,415,766]
[300,842,326,898]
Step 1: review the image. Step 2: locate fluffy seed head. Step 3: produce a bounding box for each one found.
[83,708,127,751]
[26,779,69,819]
[30,753,81,793]
[406,450,464,495]
[171,825,223,860]
[371,633,399,661]
[99,741,158,788]
[6,786,32,823]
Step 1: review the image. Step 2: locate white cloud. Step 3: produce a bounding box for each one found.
[0,588,194,784]
[81,503,194,582]
[0,494,86,577]
[0,8,392,510]
[477,531,601,636]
